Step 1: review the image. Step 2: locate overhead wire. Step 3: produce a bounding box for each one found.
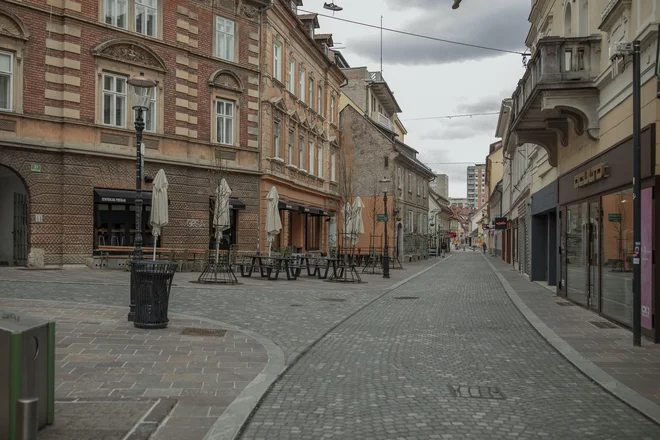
[403,112,500,121]
[298,8,529,57]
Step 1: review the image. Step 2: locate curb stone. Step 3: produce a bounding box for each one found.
[483,254,660,426]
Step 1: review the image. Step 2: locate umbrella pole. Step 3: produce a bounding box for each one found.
[152,235,157,261]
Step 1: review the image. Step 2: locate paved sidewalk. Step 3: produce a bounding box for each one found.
[486,256,660,407]
[0,299,268,440]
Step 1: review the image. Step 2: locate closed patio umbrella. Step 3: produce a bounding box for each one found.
[150,169,169,260]
[266,186,282,256]
[213,178,232,261]
[341,202,352,249]
[351,196,365,246]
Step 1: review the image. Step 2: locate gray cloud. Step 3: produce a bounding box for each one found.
[420,113,499,140]
[458,95,506,113]
[349,0,529,65]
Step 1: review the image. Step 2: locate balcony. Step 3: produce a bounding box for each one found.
[508,35,601,167]
[375,112,395,131]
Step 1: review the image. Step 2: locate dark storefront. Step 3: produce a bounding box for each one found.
[558,125,657,341]
[278,201,329,252]
[94,189,155,248]
[531,181,558,286]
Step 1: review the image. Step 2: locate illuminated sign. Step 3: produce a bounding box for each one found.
[494,217,507,230]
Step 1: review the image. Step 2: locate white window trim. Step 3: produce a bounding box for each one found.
[330,148,336,182]
[309,77,314,109]
[102,72,127,128]
[104,0,129,29]
[299,69,305,102]
[317,86,322,116]
[215,16,235,62]
[288,130,294,164]
[299,134,305,170]
[273,42,282,82]
[135,0,158,37]
[288,58,295,93]
[408,173,412,193]
[330,95,335,123]
[215,98,235,145]
[273,119,281,158]
[309,138,315,176]
[0,51,13,112]
[317,144,323,179]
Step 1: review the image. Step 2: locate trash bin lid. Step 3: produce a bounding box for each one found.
[0,310,51,333]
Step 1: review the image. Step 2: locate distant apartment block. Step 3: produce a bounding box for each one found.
[429,173,449,199]
[467,164,487,209]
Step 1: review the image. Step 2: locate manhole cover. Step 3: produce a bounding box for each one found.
[556,301,575,307]
[448,385,505,400]
[181,328,227,337]
[290,304,303,307]
[589,321,619,329]
[319,298,346,302]
[394,296,419,300]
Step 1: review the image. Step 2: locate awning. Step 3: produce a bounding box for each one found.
[278,201,302,211]
[94,189,153,205]
[299,205,329,216]
[229,198,245,210]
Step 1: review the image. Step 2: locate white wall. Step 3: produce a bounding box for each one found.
[0,171,28,264]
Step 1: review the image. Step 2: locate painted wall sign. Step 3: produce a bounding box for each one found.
[101,197,127,203]
[573,163,608,188]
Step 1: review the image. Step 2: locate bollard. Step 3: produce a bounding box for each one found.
[16,398,38,440]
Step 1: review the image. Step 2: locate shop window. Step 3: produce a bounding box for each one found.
[94,199,154,248]
[306,215,321,250]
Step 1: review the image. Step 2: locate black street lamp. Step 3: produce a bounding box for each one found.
[380,177,392,279]
[127,72,156,321]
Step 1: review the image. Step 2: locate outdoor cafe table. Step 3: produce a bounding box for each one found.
[239,254,298,281]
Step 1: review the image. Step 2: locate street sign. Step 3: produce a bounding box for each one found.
[31,163,41,173]
[608,213,621,222]
[377,214,387,222]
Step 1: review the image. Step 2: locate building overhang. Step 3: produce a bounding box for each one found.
[508,35,602,167]
[368,72,403,114]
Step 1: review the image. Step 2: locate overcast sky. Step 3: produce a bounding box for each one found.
[304,0,530,197]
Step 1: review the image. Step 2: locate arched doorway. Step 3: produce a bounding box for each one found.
[0,165,29,266]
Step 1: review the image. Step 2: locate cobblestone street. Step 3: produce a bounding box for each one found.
[240,252,660,440]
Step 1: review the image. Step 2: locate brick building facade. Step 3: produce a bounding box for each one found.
[0,0,268,265]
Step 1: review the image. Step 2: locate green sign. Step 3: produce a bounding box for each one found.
[31,163,41,173]
[377,214,388,222]
[608,213,621,223]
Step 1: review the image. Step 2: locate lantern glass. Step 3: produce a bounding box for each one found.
[127,72,156,110]
[379,177,392,194]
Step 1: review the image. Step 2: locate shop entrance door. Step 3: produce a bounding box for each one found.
[586,200,600,310]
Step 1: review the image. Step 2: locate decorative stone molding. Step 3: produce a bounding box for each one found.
[541,89,600,140]
[93,39,168,72]
[209,69,244,92]
[545,118,569,147]
[514,130,558,167]
[0,10,29,40]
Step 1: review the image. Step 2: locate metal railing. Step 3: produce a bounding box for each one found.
[375,112,394,130]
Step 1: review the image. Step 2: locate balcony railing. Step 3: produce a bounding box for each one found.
[375,112,394,131]
[370,71,384,82]
[511,35,601,123]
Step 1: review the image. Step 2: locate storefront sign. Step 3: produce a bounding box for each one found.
[494,217,507,230]
[608,213,621,222]
[31,163,41,173]
[573,163,608,188]
[101,197,127,203]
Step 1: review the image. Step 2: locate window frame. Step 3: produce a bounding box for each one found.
[330,95,335,123]
[104,0,129,30]
[308,77,314,109]
[299,133,305,170]
[102,72,128,128]
[317,85,323,116]
[299,68,305,102]
[273,41,282,82]
[309,137,315,176]
[408,173,412,193]
[330,148,336,182]
[287,58,295,93]
[288,129,294,164]
[215,98,235,145]
[273,119,281,158]
[0,51,13,112]
[215,16,236,62]
[317,143,323,179]
[134,0,158,37]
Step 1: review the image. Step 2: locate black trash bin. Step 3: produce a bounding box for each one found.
[132,261,178,329]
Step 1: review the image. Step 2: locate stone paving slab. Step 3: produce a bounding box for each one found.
[485,255,660,422]
[0,258,441,364]
[0,299,268,440]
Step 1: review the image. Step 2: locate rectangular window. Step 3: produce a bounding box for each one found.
[133,87,156,132]
[309,138,315,176]
[135,0,157,37]
[397,168,402,189]
[299,69,305,102]
[577,49,585,71]
[330,95,335,123]
[408,173,412,193]
[371,95,376,114]
[288,130,294,164]
[299,134,305,169]
[317,86,323,116]
[417,178,420,196]
[273,120,281,158]
[384,156,389,168]
[104,0,128,29]
[215,17,235,62]
[331,148,336,181]
[564,50,573,72]
[102,73,127,127]
[0,52,12,111]
[288,58,295,93]
[317,144,323,179]
[215,99,234,145]
[309,77,314,109]
[273,42,282,82]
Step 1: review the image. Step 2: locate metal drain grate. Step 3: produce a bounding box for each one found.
[394,296,419,300]
[556,301,575,307]
[448,385,505,400]
[181,328,227,337]
[589,321,619,329]
[290,304,303,307]
[319,298,346,302]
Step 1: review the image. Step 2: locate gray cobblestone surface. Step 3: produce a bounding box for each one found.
[239,252,660,439]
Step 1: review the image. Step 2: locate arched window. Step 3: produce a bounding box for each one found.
[564,3,573,37]
[578,0,588,36]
